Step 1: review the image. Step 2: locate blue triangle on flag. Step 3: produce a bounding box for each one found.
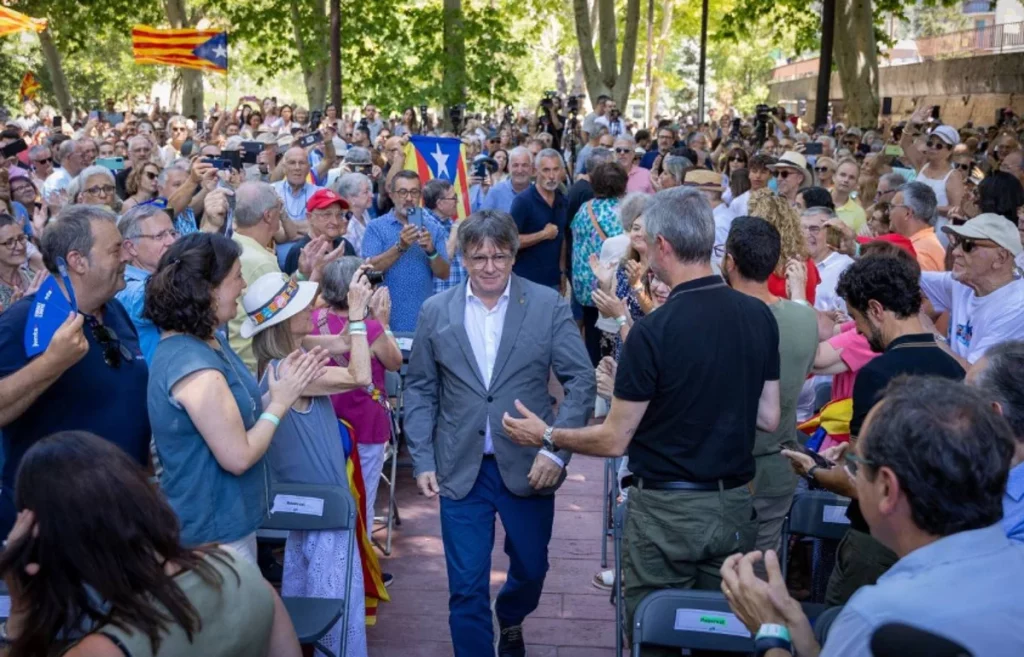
[192,32,228,70]
[410,135,463,183]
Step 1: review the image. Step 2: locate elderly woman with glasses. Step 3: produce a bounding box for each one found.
[0,213,42,314]
[121,160,163,212]
[67,165,119,211]
[814,156,837,189]
[899,107,964,219]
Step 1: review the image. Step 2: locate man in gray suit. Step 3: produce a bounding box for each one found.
[405,209,595,657]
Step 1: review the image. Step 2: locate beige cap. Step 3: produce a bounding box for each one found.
[941,213,1022,256]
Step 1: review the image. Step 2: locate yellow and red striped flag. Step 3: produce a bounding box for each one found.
[0,7,47,37]
[19,72,41,102]
[131,25,228,73]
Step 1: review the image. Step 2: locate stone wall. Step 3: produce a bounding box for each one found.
[768,52,1024,126]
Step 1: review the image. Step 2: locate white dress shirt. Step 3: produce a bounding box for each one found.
[465,279,563,466]
[814,251,855,312]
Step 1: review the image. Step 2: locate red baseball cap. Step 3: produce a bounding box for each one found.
[856,233,917,259]
[305,188,350,212]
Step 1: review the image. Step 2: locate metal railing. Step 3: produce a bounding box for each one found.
[771,20,1024,82]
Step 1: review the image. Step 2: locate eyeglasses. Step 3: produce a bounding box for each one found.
[171,126,189,133]
[32,157,52,167]
[926,140,948,150]
[953,162,972,172]
[729,156,747,163]
[0,234,28,250]
[814,166,830,173]
[135,228,178,241]
[466,253,513,269]
[844,452,875,478]
[950,235,1000,254]
[802,224,822,234]
[438,196,458,203]
[84,185,116,196]
[144,171,159,180]
[392,189,421,198]
[614,147,633,154]
[777,170,797,180]
[84,315,133,368]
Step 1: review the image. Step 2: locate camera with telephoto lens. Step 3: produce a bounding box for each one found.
[566,95,580,115]
[755,103,772,145]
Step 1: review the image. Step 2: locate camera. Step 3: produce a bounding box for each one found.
[754,104,772,146]
[448,104,465,132]
[365,270,385,286]
[566,95,580,115]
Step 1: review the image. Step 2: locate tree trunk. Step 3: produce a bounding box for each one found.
[814,0,836,129]
[442,0,467,133]
[37,28,73,120]
[289,0,328,111]
[647,0,674,126]
[165,0,204,117]
[833,0,878,127]
[573,0,641,109]
[330,0,341,109]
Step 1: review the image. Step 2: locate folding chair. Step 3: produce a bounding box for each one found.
[372,370,404,556]
[393,332,416,470]
[630,589,754,655]
[612,499,627,657]
[262,483,357,657]
[779,489,852,582]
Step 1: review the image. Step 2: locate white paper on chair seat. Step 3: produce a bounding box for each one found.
[673,608,751,637]
[823,505,852,524]
[271,494,324,517]
[396,337,414,350]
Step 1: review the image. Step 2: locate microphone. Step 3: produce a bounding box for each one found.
[869,623,972,657]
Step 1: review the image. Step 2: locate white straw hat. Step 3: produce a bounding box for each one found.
[240,272,318,339]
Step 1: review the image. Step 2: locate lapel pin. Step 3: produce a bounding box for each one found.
[519,297,525,305]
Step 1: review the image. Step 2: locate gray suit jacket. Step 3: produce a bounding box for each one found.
[404,275,596,500]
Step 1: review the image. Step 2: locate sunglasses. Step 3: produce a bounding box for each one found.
[814,166,830,173]
[32,157,52,166]
[144,171,159,180]
[729,156,747,163]
[614,147,633,154]
[950,235,1000,253]
[776,170,798,180]
[926,140,948,150]
[953,162,971,172]
[85,316,133,368]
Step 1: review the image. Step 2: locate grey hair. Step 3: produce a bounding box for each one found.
[899,181,938,226]
[234,181,281,228]
[972,340,1024,442]
[423,178,453,210]
[585,147,615,174]
[458,210,520,258]
[879,172,907,190]
[508,146,532,165]
[157,165,187,189]
[40,204,117,274]
[618,192,649,232]
[57,139,77,163]
[801,206,836,221]
[167,114,188,128]
[613,135,637,148]
[67,165,115,203]
[643,187,715,264]
[336,172,371,199]
[534,148,564,171]
[118,204,169,241]
[319,256,365,309]
[28,144,50,160]
[818,136,835,149]
[662,155,692,184]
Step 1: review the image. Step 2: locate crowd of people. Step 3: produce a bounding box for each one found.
[0,89,1022,657]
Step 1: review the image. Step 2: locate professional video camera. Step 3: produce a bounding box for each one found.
[448,104,465,133]
[540,90,557,110]
[754,103,772,146]
[566,95,580,116]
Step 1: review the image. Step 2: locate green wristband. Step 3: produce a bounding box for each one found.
[259,412,280,427]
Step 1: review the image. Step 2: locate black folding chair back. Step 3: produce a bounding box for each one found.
[630,589,754,656]
[263,483,357,657]
[780,490,852,581]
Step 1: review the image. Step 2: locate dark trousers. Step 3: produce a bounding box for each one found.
[581,305,603,367]
[825,527,898,605]
[439,457,555,657]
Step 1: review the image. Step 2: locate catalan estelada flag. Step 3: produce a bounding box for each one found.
[404,135,471,218]
[19,72,41,102]
[131,25,228,73]
[0,7,47,37]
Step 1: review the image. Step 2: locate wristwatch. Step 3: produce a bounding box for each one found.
[542,425,556,452]
[805,464,821,484]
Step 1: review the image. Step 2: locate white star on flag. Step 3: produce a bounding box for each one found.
[212,45,227,60]
[431,143,450,179]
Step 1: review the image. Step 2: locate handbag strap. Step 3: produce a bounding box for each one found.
[586,200,608,242]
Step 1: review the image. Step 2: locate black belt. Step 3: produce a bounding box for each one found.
[635,476,749,492]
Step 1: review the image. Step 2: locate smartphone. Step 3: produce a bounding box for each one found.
[0,139,28,158]
[241,141,264,165]
[884,144,904,157]
[96,156,125,172]
[474,161,487,178]
[408,206,422,228]
[222,150,242,170]
[309,110,322,132]
[804,142,823,156]
[857,143,871,156]
[196,119,205,132]
[881,97,893,116]
[365,270,385,286]
[204,157,233,171]
[780,440,834,469]
[298,132,324,149]
[53,116,63,129]
[88,110,100,121]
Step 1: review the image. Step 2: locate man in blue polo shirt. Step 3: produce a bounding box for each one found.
[0,205,150,537]
[479,147,534,214]
[362,170,450,331]
[508,148,568,290]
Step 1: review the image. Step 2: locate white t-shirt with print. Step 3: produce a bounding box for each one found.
[921,272,1024,363]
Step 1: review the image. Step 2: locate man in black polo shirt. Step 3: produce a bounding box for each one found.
[783,249,964,605]
[508,148,567,289]
[503,187,782,655]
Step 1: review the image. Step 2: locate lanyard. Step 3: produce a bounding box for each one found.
[55,256,78,312]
